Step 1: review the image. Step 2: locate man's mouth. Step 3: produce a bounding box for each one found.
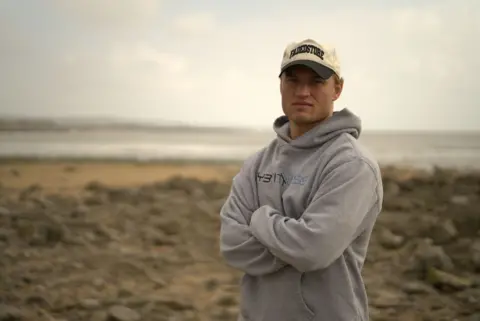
[292,102,313,108]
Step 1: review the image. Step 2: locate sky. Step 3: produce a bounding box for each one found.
[0,0,479,131]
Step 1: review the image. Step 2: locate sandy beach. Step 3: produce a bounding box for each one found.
[0,160,241,192]
[0,160,479,321]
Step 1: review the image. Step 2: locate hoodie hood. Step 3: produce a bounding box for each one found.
[273,108,362,149]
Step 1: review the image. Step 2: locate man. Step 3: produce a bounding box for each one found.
[219,39,383,321]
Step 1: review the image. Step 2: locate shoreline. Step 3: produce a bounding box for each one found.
[1,156,480,170]
[1,158,479,194]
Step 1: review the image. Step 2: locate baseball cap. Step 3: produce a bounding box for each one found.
[279,39,341,79]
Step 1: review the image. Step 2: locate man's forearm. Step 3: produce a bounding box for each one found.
[219,180,287,276]
[220,220,286,275]
[249,159,380,272]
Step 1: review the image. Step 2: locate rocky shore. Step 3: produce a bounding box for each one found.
[0,162,479,321]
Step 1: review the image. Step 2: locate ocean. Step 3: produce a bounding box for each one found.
[1,128,479,170]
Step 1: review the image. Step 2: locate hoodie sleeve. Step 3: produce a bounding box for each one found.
[219,158,287,276]
[249,157,380,272]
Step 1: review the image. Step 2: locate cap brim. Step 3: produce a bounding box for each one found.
[279,60,335,79]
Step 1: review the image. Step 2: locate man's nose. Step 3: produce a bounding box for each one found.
[295,84,310,97]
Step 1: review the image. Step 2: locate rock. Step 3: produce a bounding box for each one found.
[156,298,193,311]
[18,184,42,201]
[426,267,473,292]
[0,228,10,242]
[215,293,237,307]
[144,228,175,246]
[0,305,23,321]
[384,197,419,212]
[378,228,405,249]
[195,200,217,218]
[191,187,207,199]
[24,294,51,308]
[92,278,105,288]
[401,281,433,294]
[42,223,64,244]
[0,206,10,216]
[44,194,79,208]
[450,195,470,206]
[107,305,141,321]
[370,289,407,308]
[429,219,458,244]
[384,181,401,197]
[117,288,133,298]
[409,239,455,274]
[204,278,220,291]
[63,165,76,172]
[149,204,164,216]
[91,311,108,321]
[467,313,480,321]
[71,204,89,218]
[85,181,107,192]
[28,223,64,246]
[471,239,480,270]
[84,195,105,206]
[211,307,239,321]
[107,188,139,203]
[30,196,55,209]
[80,298,101,309]
[15,220,36,241]
[455,288,480,311]
[155,219,181,236]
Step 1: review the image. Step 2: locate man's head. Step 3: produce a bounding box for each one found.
[279,39,344,137]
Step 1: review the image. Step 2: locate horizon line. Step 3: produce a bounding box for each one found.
[0,115,478,134]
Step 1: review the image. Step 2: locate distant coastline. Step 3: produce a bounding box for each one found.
[0,116,478,135]
[0,116,255,133]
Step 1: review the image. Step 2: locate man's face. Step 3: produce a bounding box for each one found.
[280,66,343,127]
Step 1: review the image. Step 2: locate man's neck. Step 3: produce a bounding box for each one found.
[289,110,335,139]
[289,122,318,139]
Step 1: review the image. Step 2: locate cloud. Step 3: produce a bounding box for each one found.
[171,12,217,36]
[0,1,478,130]
[169,1,479,129]
[109,44,189,74]
[48,0,161,30]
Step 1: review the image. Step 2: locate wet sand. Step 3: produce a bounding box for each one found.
[0,160,479,321]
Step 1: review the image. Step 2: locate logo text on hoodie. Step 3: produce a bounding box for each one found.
[256,171,308,186]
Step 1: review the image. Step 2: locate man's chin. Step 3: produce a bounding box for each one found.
[290,114,315,125]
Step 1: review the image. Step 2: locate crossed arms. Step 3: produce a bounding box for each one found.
[219,156,380,275]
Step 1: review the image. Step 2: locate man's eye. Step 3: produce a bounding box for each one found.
[314,78,325,84]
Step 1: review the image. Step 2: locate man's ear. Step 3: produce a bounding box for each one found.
[333,78,344,101]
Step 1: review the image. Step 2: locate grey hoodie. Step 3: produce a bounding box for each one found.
[219,108,383,321]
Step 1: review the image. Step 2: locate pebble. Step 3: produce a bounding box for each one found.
[0,305,23,321]
[0,206,10,216]
[107,305,141,321]
[410,238,455,273]
[450,195,470,206]
[80,298,101,309]
[379,228,405,249]
[471,239,480,270]
[370,289,407,308]
[401,281,432,294]
[426,267,473,291]
[429,219,458,244]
